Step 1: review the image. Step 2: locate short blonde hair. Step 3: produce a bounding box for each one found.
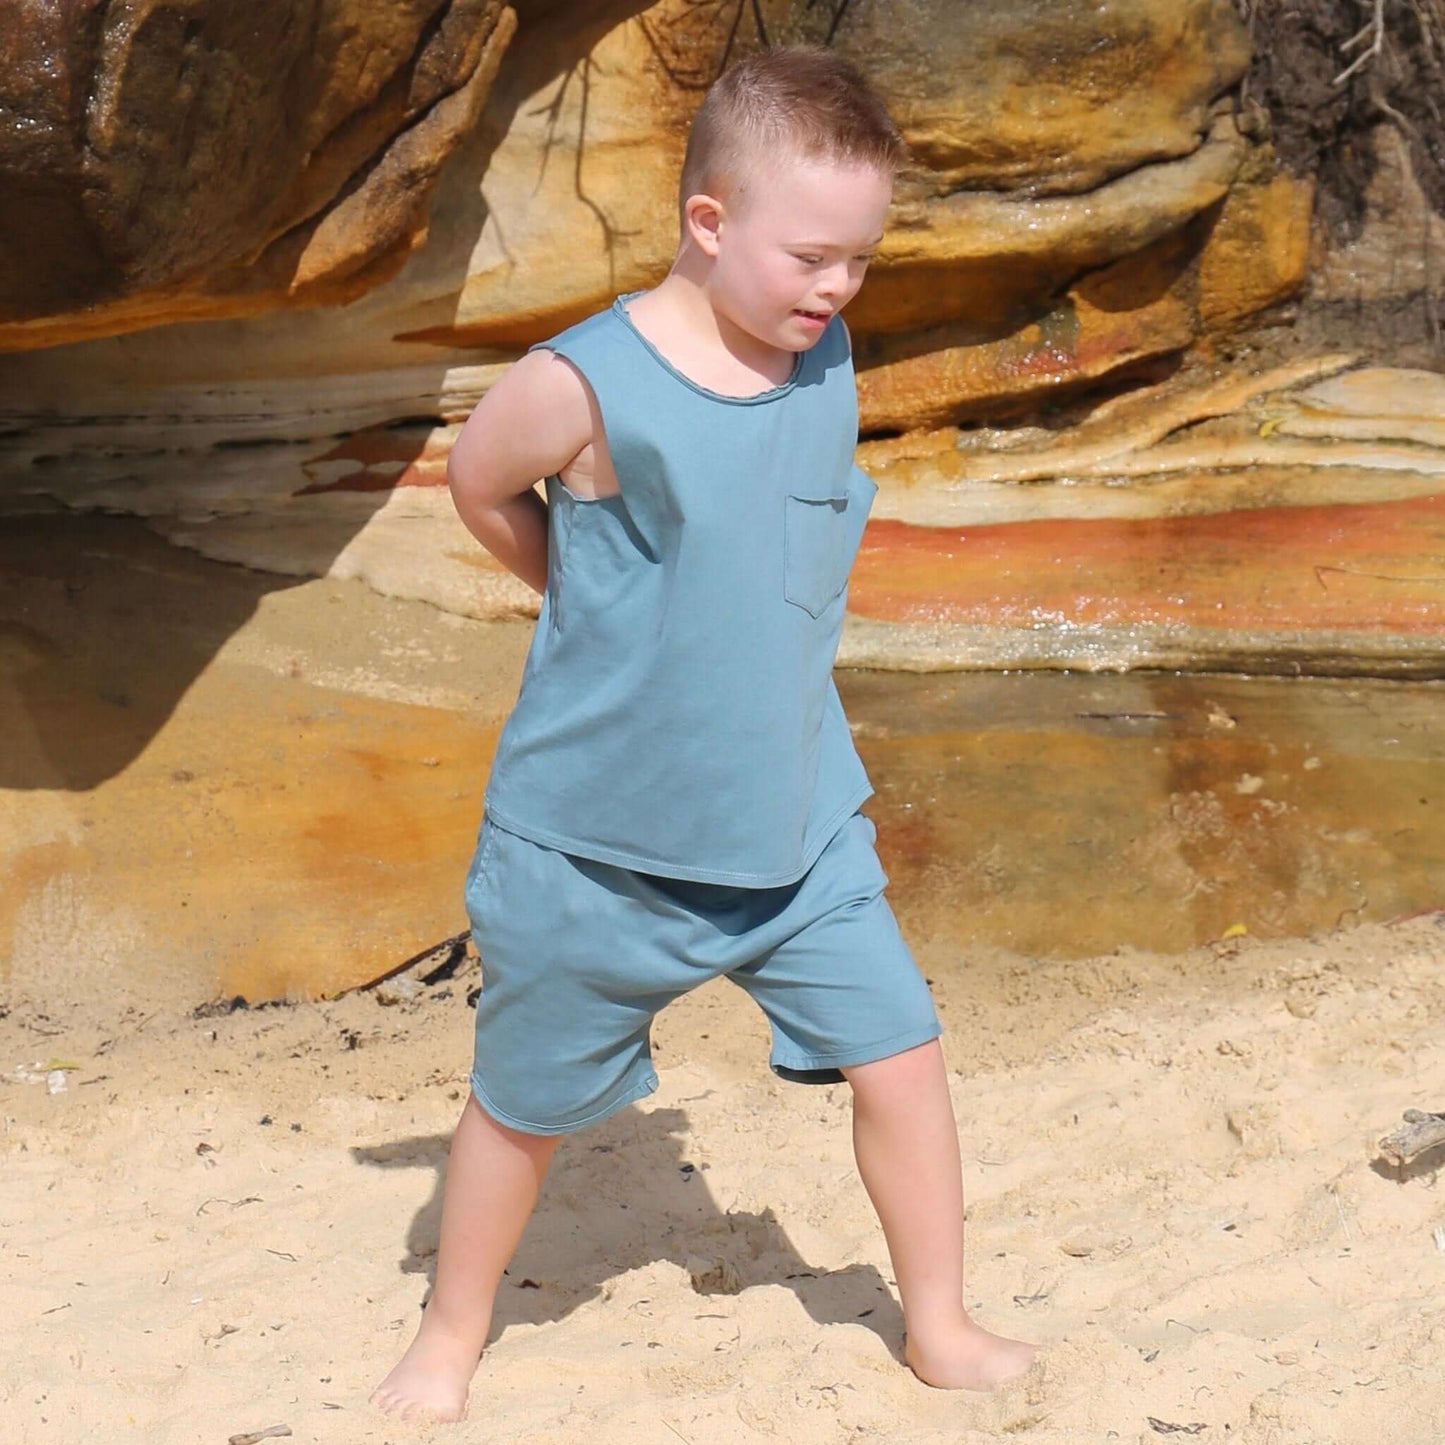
[679,46,907,219]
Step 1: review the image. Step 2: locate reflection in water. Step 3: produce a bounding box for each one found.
[1,516,1440,1002]
[840,669,1443,960]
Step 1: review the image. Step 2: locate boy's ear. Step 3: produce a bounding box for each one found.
[683,192,725,258]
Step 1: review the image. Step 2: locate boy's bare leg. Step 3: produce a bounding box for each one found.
[371,1094,561,1421]
[842,1039,1038,1390]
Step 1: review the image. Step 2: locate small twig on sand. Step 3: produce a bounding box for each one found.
[1378,1109,1445,1167]
[228,1427,292,1445]
[345,930,471,999]
[1329,1182,1354,1243]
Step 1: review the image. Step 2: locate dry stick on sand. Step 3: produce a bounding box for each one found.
[1377,1110,1445,1168]
[228,1427,292,1445]
[347,930,471,998]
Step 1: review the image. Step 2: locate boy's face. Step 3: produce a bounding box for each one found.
[692,154,892,355]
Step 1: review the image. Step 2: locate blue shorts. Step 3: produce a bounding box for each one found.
[465,808,942,1135]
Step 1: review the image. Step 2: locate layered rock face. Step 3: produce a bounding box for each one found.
[1,0,1440,678]
[0,0,515,348]
[2,1,1281,385]
[398,0,1287,429]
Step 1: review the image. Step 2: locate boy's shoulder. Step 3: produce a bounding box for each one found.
[527,297,629,363]
[496,301,629,428]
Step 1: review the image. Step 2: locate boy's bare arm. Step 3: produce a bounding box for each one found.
[446,349,593,595]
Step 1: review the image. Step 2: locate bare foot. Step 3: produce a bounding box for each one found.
[370,1317,485,1423]
[904,1317,1039,1391]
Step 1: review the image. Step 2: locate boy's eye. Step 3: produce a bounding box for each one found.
[792,251,876,266]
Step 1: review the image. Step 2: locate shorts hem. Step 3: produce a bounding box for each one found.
[770,1021,943,1084]
[469,1069,660,1136]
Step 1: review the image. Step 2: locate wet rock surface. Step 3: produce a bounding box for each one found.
[844,666,1445,963]
[0,516,524,1003]
[2,516,1439,1001]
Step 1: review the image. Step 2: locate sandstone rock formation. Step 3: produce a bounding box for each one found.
[406,0,1282,428]
[843,361,1445,675]
[1,0,1440,681]
[5,0,1282,407]
[0,0,515,349]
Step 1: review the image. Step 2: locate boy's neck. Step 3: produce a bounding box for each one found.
[626,268,797,393]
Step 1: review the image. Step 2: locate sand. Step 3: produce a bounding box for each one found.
[5,908,1444,1445]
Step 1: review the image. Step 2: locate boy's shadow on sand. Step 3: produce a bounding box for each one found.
[352,1103,905,1355]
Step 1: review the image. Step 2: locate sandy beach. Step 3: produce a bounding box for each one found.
[4,509,1443,1445]
[5,905,1443,1444]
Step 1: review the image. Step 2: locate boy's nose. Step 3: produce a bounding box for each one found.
[815,262,851,300]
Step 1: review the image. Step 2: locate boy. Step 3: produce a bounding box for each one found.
[372,45,1037,1422]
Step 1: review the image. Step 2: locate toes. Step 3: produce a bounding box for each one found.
[370,1385,466,1423]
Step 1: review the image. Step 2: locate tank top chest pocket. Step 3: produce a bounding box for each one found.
[783,492,851,618]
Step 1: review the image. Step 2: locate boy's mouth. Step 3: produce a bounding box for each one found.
[793,308,831,321]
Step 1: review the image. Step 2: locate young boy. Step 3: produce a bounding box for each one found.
[372,45,1037,1422]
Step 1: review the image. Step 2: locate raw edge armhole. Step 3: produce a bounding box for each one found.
[526,343,627,510]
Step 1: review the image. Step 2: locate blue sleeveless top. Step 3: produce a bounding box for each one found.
[481,290,876,886]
